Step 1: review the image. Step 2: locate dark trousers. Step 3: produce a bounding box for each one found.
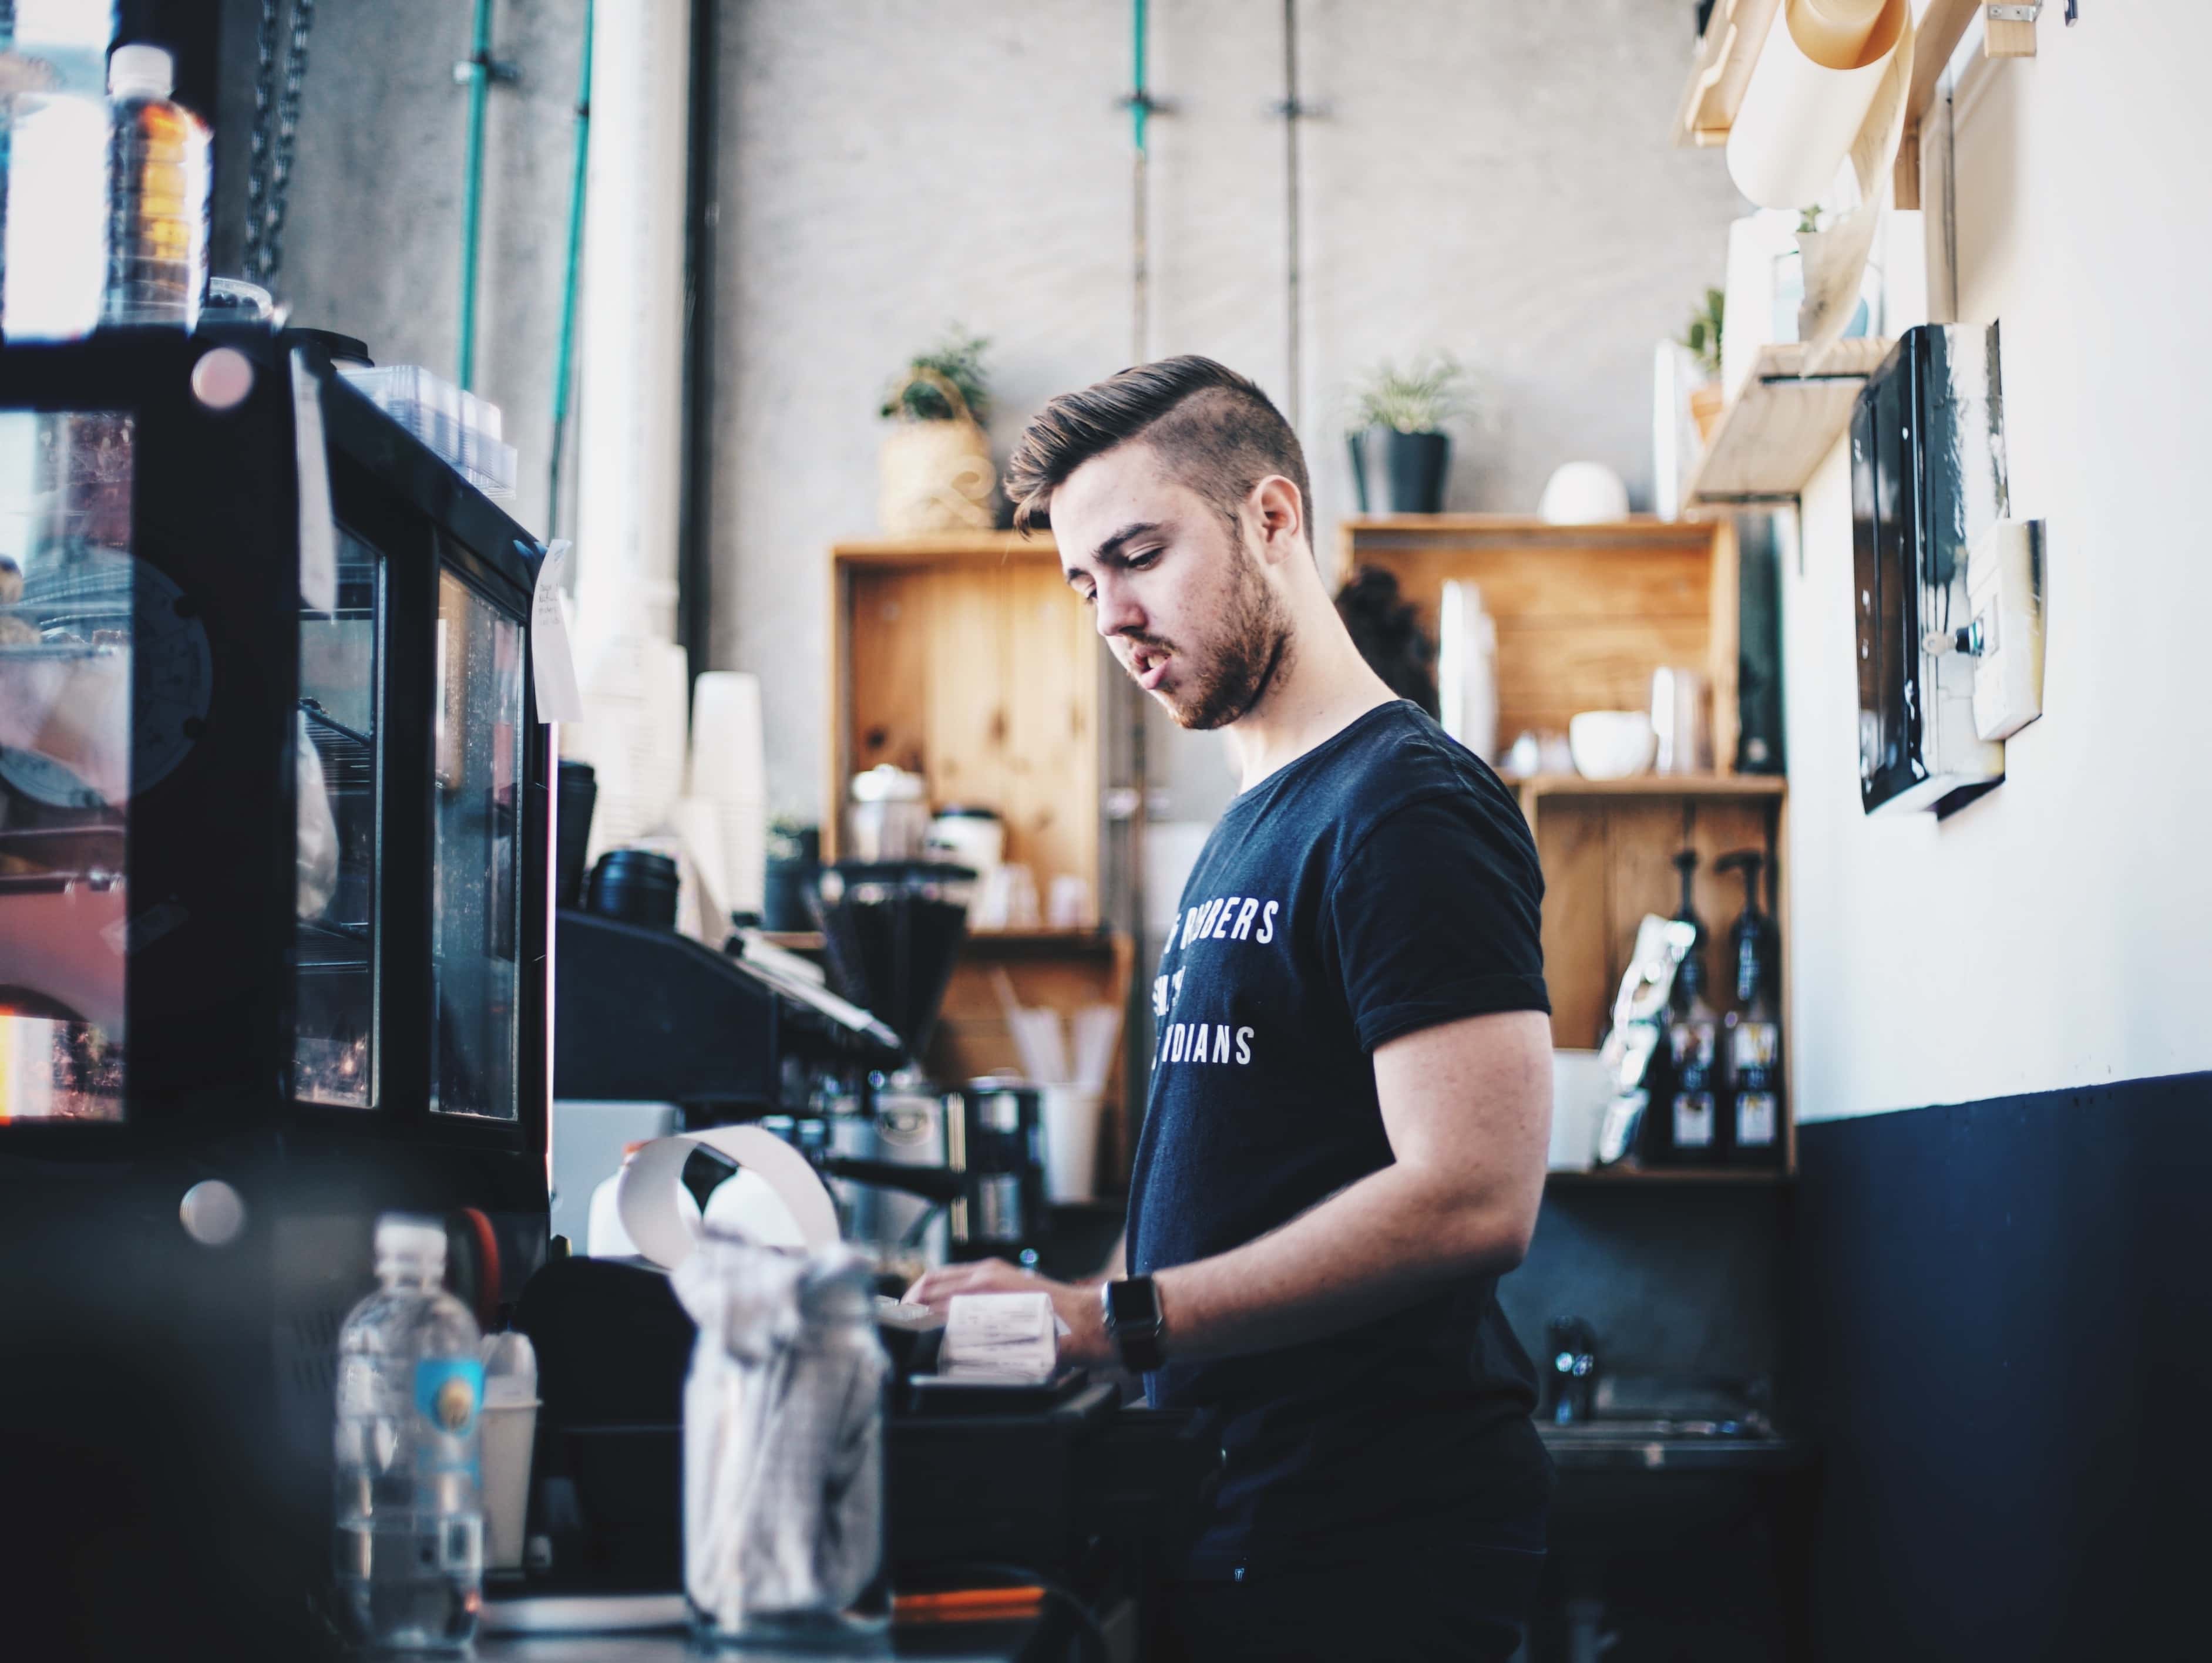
[1159,1546,1543,1663]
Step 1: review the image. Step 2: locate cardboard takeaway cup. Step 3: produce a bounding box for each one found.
[1040,1085,1105,1204]
[479,1397,540,1570]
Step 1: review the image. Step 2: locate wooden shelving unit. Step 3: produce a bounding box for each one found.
[826,532,1098,904]
[1687,338,1895,510]
[1336,515,1740,767]
[1341,516,1796,1176]
[824,534,1139,1174]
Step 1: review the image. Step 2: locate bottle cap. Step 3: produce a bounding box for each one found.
[374,1213,449,1271]
[109,43,175,99]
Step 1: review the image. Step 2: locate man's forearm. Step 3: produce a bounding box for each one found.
[1151,1162,1534,1364]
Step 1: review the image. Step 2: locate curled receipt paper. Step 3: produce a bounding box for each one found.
[940,1291,1065,1381]
[616,1123,842,1270]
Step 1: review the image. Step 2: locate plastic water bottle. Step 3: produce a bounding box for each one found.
[100,43,209,329]
[334,1215,486,1651]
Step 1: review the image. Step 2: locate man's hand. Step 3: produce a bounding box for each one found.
[905,1259,1114,1366]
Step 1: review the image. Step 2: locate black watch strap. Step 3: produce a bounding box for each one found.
[1102,1275,1166,1372]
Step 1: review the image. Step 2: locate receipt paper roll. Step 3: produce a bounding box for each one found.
[1727,0,1907,211]
[616,1123,842,1268]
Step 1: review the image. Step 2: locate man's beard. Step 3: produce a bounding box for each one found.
[1136,550,1292,730]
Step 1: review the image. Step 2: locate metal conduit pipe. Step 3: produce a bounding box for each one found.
[547,0,595,544]
[456,0,495,390]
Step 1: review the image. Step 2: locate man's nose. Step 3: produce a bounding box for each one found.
[1094,579,1145,642]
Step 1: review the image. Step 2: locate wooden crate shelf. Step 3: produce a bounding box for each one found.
[1337,515,1740,771]
[826,533,1102,914]
[1687,339,1895,509]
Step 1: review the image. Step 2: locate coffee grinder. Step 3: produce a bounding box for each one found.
[810,861,1047,1264]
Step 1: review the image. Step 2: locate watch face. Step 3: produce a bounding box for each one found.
[1107,1276,1160,1328]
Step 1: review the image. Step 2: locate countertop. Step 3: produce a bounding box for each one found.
[479,1624,1040,1662]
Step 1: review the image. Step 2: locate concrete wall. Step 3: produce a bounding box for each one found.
[714,0,1747,820]
[214,1,1749,822]
[213,0,590,541]
[1781,4,2212,1121]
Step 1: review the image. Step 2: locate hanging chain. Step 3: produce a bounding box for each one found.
[243,0,315,287]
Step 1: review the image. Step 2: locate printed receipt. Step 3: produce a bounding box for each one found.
[940,1291,1065,1381]
[530,539,583,723]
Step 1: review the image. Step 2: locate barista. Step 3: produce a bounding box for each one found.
[910,358,1553,1663]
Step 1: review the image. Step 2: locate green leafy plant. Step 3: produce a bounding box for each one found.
[1349,353,1469,435]
[1679,287,1726,381]
[880,327,991,423]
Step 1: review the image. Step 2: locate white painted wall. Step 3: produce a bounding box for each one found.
[1783,3,2212,1121]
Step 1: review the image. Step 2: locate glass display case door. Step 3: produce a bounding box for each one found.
[429,565,524,1121]
[0,409,145,1122]
[293,527,384,1108]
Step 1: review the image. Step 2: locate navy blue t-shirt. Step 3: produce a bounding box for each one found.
[1125,701,1553,1577]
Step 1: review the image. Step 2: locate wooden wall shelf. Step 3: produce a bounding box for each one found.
[1548,1166,1791,1187]
[1514,773,1787,805]
[1672,0,1783,147]
[1687,339,1895,509]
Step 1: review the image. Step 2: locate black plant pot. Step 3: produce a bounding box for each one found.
[1348,428,1451,514]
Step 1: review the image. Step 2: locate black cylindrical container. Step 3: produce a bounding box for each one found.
[555,760,599,909]
[1348,428,1451,514]
[944,1080,1045,1257]
[762,824,821,933]
[586,847,680,930]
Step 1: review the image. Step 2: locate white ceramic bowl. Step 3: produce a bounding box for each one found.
[1569,711,1658,780]
[1538,460,1631,524]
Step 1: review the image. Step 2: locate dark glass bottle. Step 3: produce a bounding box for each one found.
[1717,849,1783,1167]
[1662,850,1722,1166]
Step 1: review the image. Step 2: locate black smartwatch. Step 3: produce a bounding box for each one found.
[1101,1275,1166,1372]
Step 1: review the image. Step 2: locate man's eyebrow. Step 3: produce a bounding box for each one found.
[1092,521,1166,566]
[1063,520,1168,591]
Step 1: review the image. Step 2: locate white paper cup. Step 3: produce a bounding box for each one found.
[1040,1085,1105,1204]
[479,1399,540,1570]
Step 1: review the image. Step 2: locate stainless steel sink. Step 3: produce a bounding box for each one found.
[1538,1410,1798,1472]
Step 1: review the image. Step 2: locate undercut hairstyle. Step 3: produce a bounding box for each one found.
[1004,355,1311,538]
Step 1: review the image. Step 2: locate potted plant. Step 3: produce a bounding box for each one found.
[1346,354,1467,515]
[878,327,996,536]
[1679,286,1726,443]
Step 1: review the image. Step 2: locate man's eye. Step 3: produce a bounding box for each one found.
[1129,550,1161,570]
[1076,588,1096,606]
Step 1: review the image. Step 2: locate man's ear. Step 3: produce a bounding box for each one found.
[1248,474,1306,568]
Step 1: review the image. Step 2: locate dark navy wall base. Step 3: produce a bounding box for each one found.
[1795,1070,2210,1661]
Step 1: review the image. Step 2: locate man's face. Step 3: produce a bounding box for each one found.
[1051,445,1290,730]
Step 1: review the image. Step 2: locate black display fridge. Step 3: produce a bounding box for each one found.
[0,329,553,1652]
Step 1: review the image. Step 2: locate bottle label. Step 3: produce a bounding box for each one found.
[1737,1092,1779,1148]
[414,1357,484,1439]
[1673,1093,1715,1149]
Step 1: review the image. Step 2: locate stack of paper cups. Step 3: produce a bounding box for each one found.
[687,672,767,917]
[573,630,691,864]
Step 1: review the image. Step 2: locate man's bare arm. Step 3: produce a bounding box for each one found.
[909,1010,1551,1365]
